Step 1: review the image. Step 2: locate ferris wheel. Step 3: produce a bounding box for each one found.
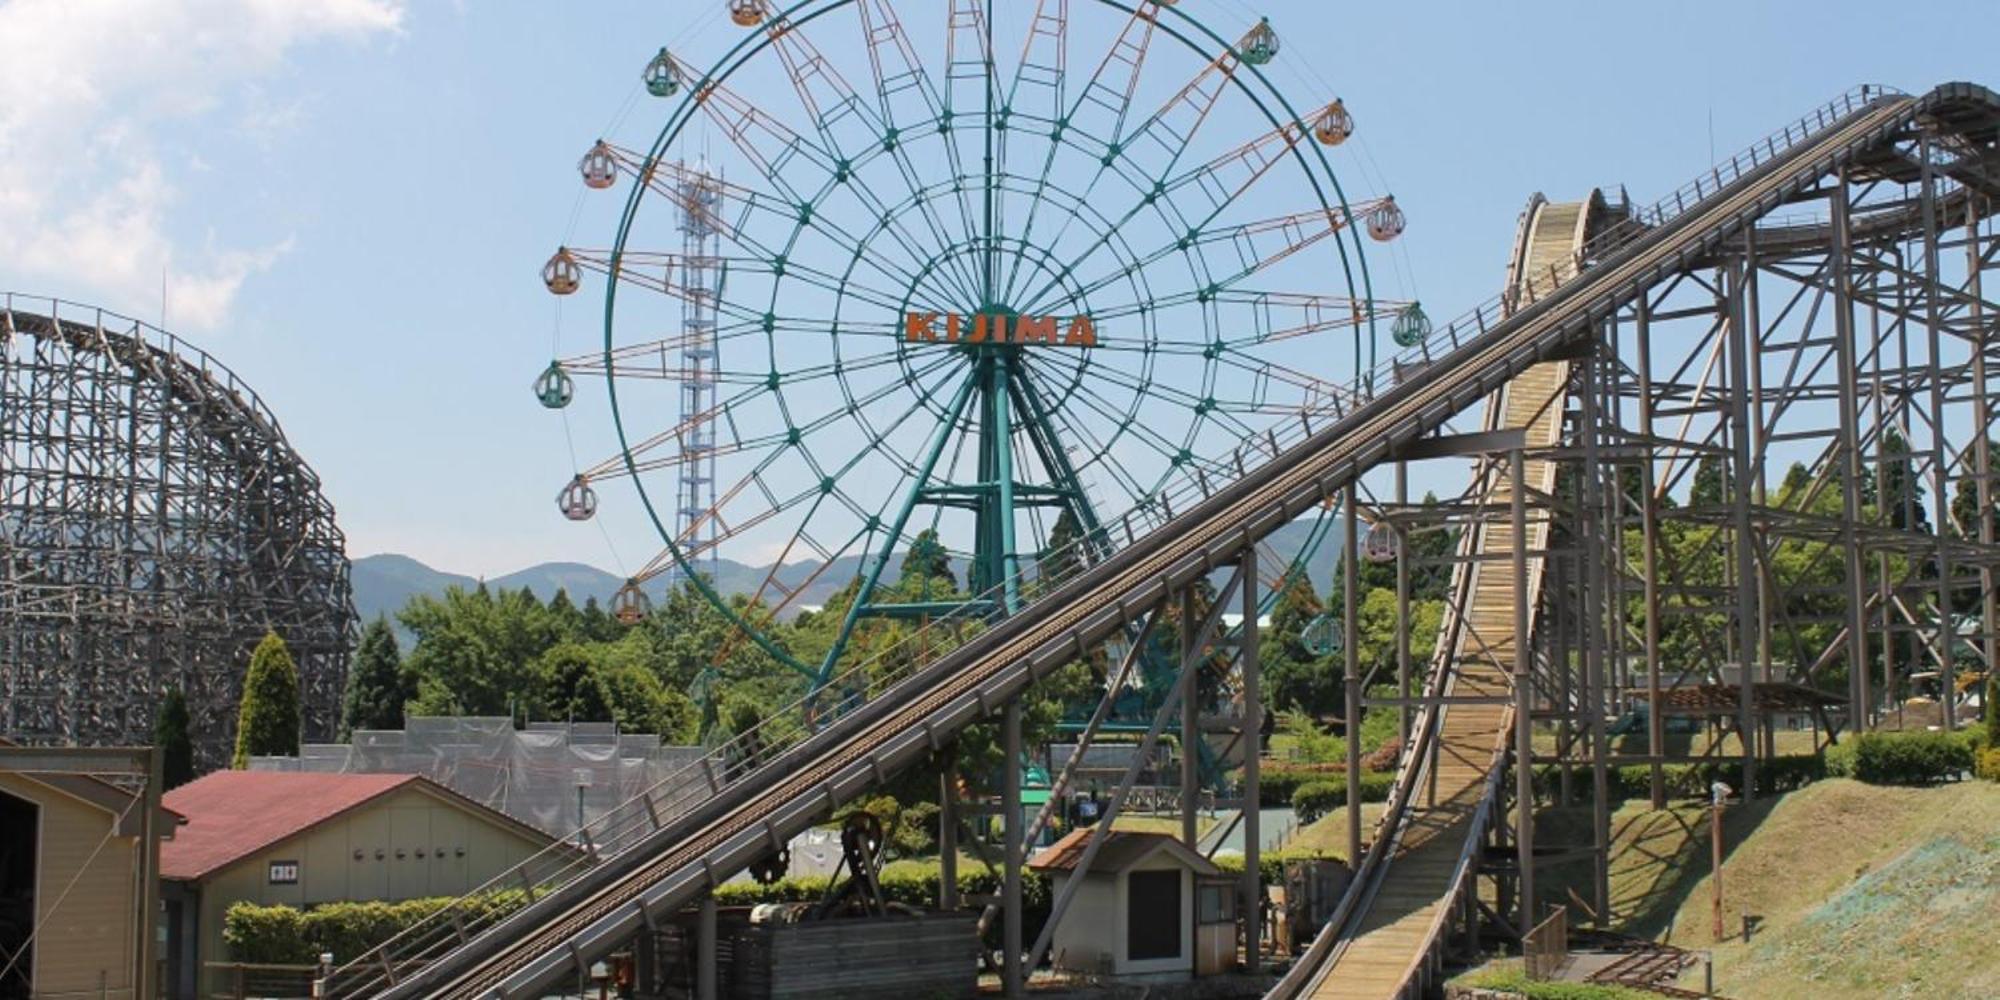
[536,0,1415,698]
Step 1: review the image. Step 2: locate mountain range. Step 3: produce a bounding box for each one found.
[351,516,1343,629]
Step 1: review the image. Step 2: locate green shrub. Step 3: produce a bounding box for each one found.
[1975,747,2000,783]
[223,891,531,965]
[1824,731,1971,785]
[1291,772,1394,823]
[1260,764,1341,807]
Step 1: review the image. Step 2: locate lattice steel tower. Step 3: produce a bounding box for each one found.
[673,161,723,587]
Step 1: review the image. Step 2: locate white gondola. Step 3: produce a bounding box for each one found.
[729,0,767,27]
[1363,521,1399,564]
[559,476,598,522]
[579,142,618,190]
[613,580,652,624]
[542,248,581,295]
[1366,197,1406,242]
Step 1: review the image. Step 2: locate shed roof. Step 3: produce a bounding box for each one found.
[158,770,561,882]
[1027,828,1221,877]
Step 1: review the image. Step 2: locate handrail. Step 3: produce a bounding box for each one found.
[324,82,1921,995]
[1263,82,1914,1000]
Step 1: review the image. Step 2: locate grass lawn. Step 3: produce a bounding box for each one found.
[1533,779,2000,1000]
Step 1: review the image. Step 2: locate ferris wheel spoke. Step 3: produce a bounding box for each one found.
[1019,355,1197,473]
[999,3,1158,304]
[851,0,989,302]
[669,70,964,302]
[942,0,1003,300]
[1017,371,1174,508]
[594,147,941,311]
[1044,202,1388,315]
[1017,114,1314,314]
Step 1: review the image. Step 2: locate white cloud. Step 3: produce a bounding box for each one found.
[0,0,403,329]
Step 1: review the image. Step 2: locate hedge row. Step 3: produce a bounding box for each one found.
[1528,753,1826,804]
[223,891,526,965]
[1291,772,1396,822]
[1825,730,1974,785]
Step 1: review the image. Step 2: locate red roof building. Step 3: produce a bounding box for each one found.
[159,770,554,999]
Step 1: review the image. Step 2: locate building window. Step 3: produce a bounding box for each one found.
[1126,870,1181,960]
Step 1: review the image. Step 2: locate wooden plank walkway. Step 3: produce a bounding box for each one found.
[1305,198,1597,998]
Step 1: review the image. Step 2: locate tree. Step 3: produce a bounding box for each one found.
[340,618,409,738]
[1876,425,1930,532]
[1690,455,1731,508]
[154,689,195,789]
[901,529,955,590]
[1039,509,1086,589]
[234,632,301,768]
[1951,440,1999,542]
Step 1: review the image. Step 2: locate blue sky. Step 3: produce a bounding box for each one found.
[0,0,1992,579]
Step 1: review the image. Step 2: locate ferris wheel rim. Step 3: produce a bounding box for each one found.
[586,0,1386,681]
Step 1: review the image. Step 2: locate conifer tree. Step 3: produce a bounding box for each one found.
[154,688,196,789]
[233,632,302,768]
[340,618,408,738]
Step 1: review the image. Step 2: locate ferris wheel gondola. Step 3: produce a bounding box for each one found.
[541,1,1410,706]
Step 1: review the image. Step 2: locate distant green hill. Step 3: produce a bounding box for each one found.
[352,513,1342,633]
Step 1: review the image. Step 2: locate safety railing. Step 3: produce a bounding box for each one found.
[1524,905,1570,981]
[323,82,1915,996]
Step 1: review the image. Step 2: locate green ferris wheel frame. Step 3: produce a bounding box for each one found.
[580,0,1392,698]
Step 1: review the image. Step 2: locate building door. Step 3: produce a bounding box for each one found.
[1126,870,1181,961]
[0,789,38,1000]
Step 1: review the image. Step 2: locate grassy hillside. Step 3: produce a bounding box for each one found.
[1537,779,2000,999]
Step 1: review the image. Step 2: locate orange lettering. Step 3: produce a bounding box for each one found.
[904,312,939,342]
[1015,315,1056,344]
[1064,316,1098,347]
[946,313,962,342]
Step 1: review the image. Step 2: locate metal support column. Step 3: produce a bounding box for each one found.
[1003,699,1023,997]
[1970,204,1998,718]
[940,755,960,910]
[1512,446,1535,931]
[1344,489,1364,866]
[1726,246,1760,798]
[697,895,717,1000]
[1580,347,1612,920]
[1635,294,1668,807]
[1240,546,1262,972]
[1919,138,1957,728]
[1831,179,1872,733]
[1181,585,1201,851]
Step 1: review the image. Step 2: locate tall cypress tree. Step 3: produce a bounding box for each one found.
[340,618,408,738]
[154,688,196,789]
[233,632,302,768]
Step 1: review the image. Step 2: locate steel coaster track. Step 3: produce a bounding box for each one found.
[352,84,1989,1000]
[1270,83,1999,999]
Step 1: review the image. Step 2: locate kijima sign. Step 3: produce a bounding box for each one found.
[904,311,1099,348]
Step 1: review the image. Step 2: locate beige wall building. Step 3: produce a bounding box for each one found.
[0,762,177,1000]
[160,771,553,999]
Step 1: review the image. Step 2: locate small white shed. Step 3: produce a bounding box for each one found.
[1028,829,1223,981]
